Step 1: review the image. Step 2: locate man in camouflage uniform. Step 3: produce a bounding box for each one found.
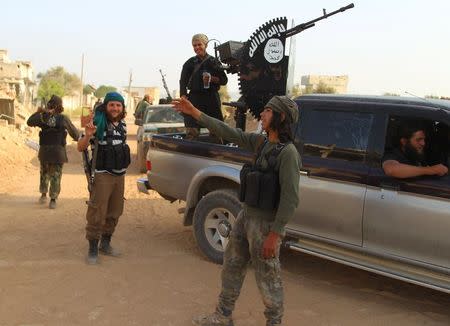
[173,95,300,326]
[27,95,79,209]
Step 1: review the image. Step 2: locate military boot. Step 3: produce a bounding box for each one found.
[49,199,56,209]
[192,311,234,326]
[87,239,99,265]
[39,193,47,204]
[99,234,120,257]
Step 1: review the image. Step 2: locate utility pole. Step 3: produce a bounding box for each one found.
[79,53,85,116]
[127,69,133,109]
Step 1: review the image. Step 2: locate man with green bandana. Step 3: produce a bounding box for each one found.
[172,95,301,326]
[78,92,131,265]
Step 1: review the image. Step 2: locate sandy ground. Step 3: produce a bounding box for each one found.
[0,121,449,326]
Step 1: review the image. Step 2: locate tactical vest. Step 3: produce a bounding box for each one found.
[39,114,67,146]
[95,122,131,171]
[239,141,289,210]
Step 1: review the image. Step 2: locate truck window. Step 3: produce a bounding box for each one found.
[384,117,450,170]
[302,110,374,162]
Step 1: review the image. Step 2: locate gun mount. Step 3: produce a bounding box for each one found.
[214,3,355,130]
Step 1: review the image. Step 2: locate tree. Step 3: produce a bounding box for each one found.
[83,84,96,95]
[37,79,65,102]
[314,81,336,94]
[94,85,117,99]
[37,66,81,100]
[290,84,302,98]
[425,94,439,99]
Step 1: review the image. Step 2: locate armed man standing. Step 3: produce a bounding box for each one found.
[179,33,228,140]
[27,95,79,209]
[77,92,131,265]
[173,95,300,326]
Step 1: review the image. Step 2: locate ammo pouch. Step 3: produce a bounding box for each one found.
[239,142,288,210]
[96,143,131,170]
[95,122,131,171]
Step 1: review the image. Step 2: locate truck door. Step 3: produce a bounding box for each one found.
[286,105,375,246]
[364,115,450,268]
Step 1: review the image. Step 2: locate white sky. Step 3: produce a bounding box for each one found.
[1,0,450,98]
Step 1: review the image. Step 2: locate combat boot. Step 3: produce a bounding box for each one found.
[49,199,56,209]
[39,193,47,204]
[192,311,234,326]
[99,234,120,257]
[87,239,99,265]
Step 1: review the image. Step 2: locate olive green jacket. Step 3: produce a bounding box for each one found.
[199,113,301,234]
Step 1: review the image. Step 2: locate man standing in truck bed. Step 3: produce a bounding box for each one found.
[179,33,228,140]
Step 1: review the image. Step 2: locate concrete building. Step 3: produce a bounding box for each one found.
[0,49,36,109]
[122,86,160,112]
[301,75,349,94]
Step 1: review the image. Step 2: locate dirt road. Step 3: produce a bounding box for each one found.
[0,123,449,326]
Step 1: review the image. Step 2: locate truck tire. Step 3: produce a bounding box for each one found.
[193,189,242,264]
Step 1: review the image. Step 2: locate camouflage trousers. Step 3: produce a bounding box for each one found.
[217,211,283,324]
[39,162,63,199]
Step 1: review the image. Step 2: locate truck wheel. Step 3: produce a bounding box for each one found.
[193,189,242,264]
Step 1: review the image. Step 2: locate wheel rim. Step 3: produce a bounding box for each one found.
[204,207,236,252]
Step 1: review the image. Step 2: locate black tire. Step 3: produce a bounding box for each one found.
[193,189,242,264]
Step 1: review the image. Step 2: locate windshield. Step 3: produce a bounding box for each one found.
[144,107,184,123]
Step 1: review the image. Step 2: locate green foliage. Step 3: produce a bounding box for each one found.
[37,66,81,100]
[290,84,302,98]
[300,82,336,95]
[83,85,96,95]
[37,79,65,102]
[94,85,117,99]
[314,81,336,94]
[425,94,439,99]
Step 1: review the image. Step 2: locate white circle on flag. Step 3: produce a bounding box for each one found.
[264,38,284,63]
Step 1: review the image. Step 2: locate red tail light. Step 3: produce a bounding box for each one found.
[146,160,152,171]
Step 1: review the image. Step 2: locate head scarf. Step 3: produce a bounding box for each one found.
[265,96,299,123]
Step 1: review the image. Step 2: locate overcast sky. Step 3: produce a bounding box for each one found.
[1,0,449,98]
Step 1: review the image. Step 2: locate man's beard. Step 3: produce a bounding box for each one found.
[404,142,425,164]
[106,111,122,122]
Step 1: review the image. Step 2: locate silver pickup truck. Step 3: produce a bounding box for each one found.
[138,94,450,293]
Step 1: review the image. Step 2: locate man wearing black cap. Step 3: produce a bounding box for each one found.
[27,95,80,209]
[173,95,301,326]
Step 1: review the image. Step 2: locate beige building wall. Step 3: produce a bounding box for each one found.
[301,75,349,94]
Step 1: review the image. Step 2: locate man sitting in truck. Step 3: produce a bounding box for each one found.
[382,124,448,178]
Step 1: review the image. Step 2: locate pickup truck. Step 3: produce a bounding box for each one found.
[136,105,185,172]
[138,94,450,293]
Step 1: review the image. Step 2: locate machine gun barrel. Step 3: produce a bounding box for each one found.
[159,69,172,101]
[285,3,354,38]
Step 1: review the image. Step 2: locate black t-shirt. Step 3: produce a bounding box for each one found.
[382,148,424,166]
